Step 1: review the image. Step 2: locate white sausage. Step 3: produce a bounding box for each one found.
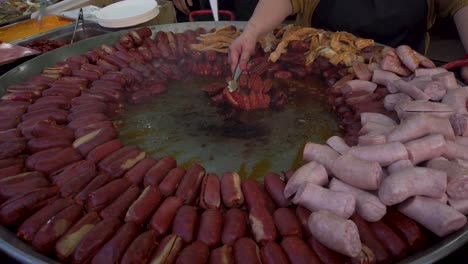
[398,196,467,237]
[303,143,340,173]
[387,159,413,174]
[329,178,386,222]
[326,136,350,154]
[404,134,446,165]
[387,114,455,143]
[426,159,468,200]
[308,210,362,258]
[331,153,383,191]
[348,142,408,166]
[441,87,468,115]
[360,112,397,127]
[384,93,412,112]
[378,167,447,206]
[283,161,328,199]
[293,183,356,219]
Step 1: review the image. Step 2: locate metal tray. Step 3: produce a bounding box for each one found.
[13,21,118,47]
[0,21,467,264]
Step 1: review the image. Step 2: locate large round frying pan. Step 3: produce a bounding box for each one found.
[0,21,466,264]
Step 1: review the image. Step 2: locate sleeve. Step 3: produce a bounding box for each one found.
[291,0,305,14]
[291,0,320,27]
[435,0,468,17]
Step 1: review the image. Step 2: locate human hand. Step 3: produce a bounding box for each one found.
[173,0,193,15]
[228,31,257,73]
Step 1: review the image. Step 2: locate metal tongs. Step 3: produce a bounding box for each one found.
[70,8,84,44]
[36,0,46,24]
[228,64,242,92]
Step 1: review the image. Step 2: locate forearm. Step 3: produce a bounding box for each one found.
[243,0,293,39]
[454,5,468,54]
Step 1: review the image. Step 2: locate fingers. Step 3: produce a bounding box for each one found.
[239,48,251,71]
[229,45,240,73]
[174,0,191,15]
[187,0,193,6]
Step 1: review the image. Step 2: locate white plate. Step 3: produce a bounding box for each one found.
[96,0,158,21]
[97,7,159,28]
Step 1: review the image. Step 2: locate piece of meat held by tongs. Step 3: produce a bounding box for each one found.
[228,64,242,92]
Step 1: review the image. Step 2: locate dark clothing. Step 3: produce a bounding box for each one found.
[312,0,428,53]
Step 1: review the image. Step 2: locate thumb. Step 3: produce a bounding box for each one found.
[187,0,193,6]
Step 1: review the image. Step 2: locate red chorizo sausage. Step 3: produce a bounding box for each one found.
[68,113,109,130]
[51,160,96,187]
[125,185,162,225]
[209,244,234,264]
[0,186,58,226]
[17,198,71,242]
[175,163,205,205]
[87,178,132,212]
[233,237,262,264]
[98,146,138,171]
[75,120,114,139]
[72,217,121,264]
[281,236,321,264]
[73,127,117,156]
[221,208,247,246]
[32,203,83,253]
[382,208,427,251]
[273,207,302,238]
[0,163,23,179]
[264,172,290,207]
[54,212,101,261]
[27,136,73,153]
[249,207,277,245]
[197,208,223,247]
[86,139,123,164]
[307,237,352,264]
[0,176,50,201]
[295,206,312,238]
[31,120,74,140]
[369,221,409,260]
[100,185,140,219]
[74,174,113,205]
[172,205,198,243]
[125,157,158,185]
[91,222,139,264]
[34,147,82,174]
[351,214,391,264]
[158,167,186,197]
[241,179,268,211]
[103,149,146,178]
[175,241,210,264]
[148,234,183,264]
[221,172,244,208]
[144,156,177,187]
[260,241,289,264]
[149,196,184,236]
[199,173,221,209]
[121,230,159,264]
[25,148,62,171]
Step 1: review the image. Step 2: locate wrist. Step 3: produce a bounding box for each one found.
[243,22,260,41]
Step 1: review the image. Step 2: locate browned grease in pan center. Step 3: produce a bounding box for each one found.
[116,76,341,180]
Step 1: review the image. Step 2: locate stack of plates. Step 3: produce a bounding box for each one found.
[96,0,159,28]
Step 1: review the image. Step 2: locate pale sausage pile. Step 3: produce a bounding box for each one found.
[290,44,468,258]
[0,25,466,264]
